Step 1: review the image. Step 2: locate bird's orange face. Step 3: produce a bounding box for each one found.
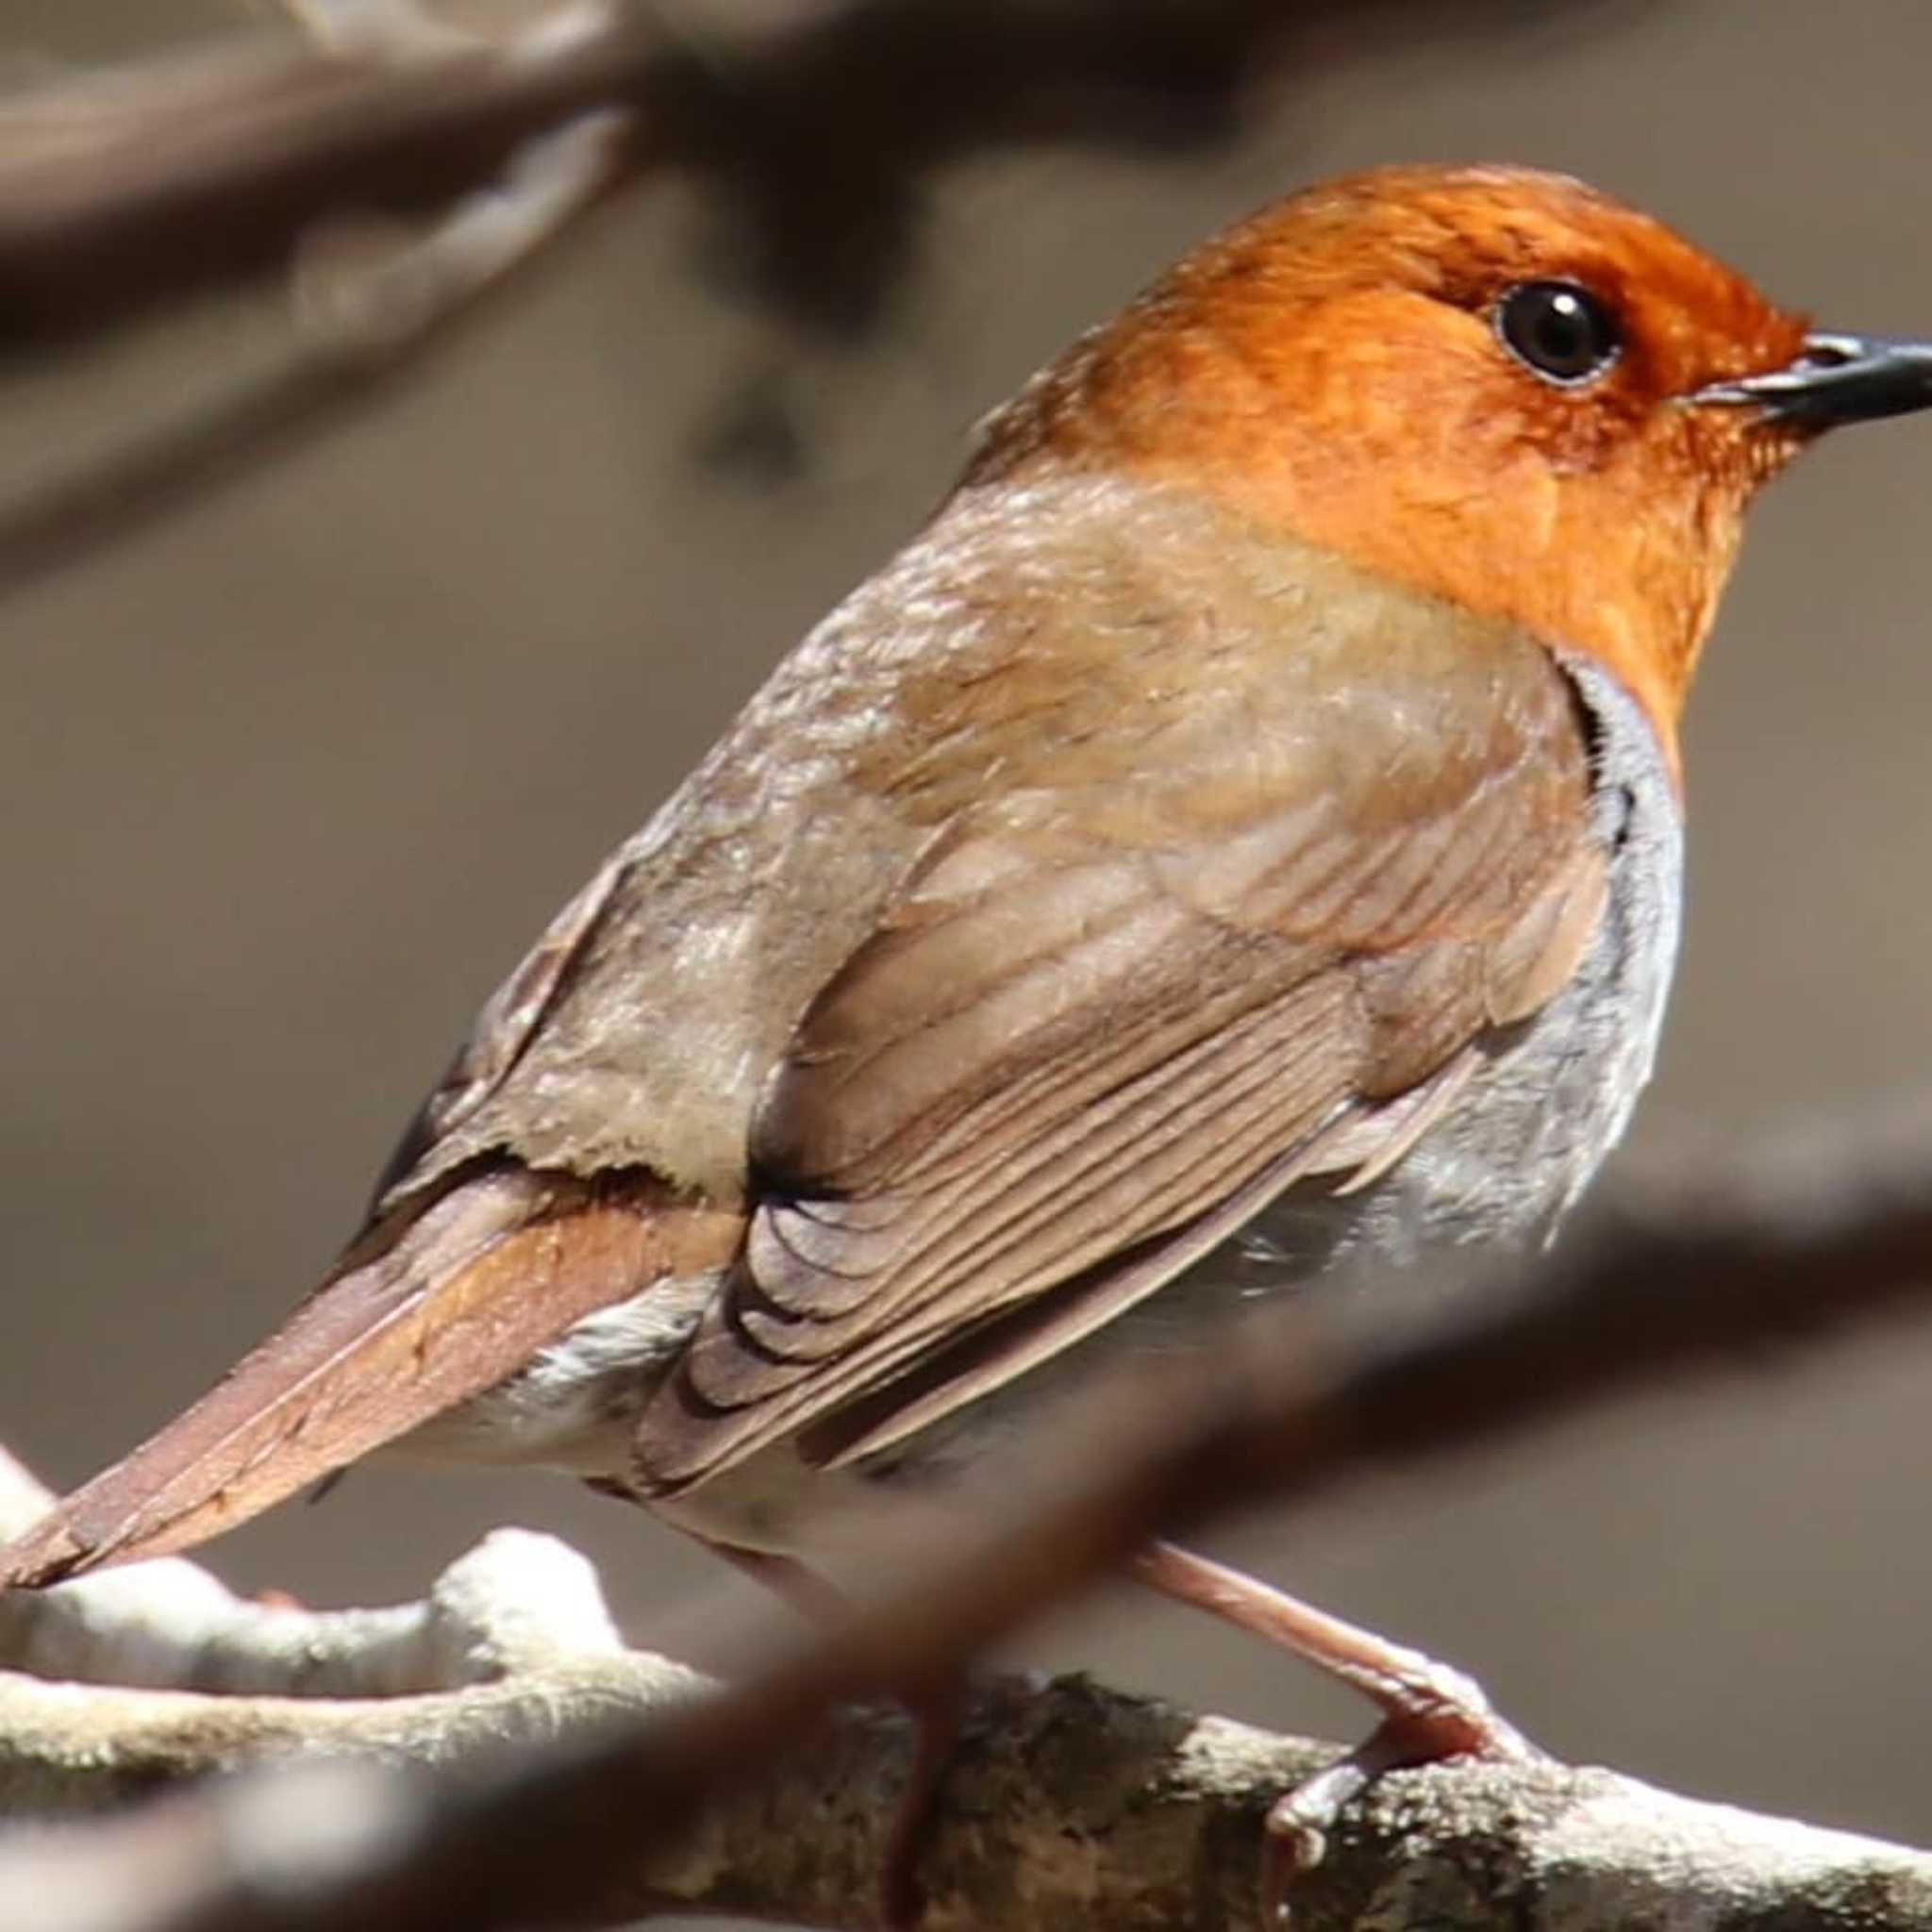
[972,165,1857,774]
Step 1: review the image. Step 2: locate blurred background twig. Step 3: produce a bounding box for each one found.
[0,0,1650,348]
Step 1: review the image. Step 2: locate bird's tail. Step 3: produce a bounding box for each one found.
[0,1164,738,1589]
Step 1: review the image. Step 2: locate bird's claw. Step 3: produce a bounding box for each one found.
[1259,1684,1540,1920]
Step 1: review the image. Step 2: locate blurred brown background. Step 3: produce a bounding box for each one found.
[5,0,1931,1861]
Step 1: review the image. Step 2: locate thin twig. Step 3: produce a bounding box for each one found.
[0,100,626,595]
[0,7,651,348]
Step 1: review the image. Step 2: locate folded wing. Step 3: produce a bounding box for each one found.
[636,608,1608,1490]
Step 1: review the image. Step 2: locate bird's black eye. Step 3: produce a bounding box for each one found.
[1495,280,1621,386]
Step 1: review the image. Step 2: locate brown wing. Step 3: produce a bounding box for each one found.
[635,625,1608,1491]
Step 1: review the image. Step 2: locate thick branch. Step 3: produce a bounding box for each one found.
[3,1526,1929,1932]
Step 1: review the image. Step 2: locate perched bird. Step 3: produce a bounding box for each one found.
[8,162,1932,1885]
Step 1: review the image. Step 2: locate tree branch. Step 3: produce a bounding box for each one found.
[5,1517,1931,1932]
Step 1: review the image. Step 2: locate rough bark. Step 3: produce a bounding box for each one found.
[4,1468,1930,1932]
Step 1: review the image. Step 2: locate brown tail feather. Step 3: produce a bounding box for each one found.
[0,1166,740,1588]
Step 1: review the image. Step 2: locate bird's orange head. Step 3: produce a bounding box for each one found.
[972,163,1932,781]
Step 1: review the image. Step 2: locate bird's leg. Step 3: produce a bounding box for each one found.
[876,1674,968,1931]
[1133,1540,1537,1906]
[703,1538,855,1625]
[698,1535,960,1929]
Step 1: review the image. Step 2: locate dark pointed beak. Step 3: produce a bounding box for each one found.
[1696,332,1932,425]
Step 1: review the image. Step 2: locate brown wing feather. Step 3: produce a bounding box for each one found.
[636,623,1608,1492]
[812,1045,1484,1468]
[0,1171,738,1587]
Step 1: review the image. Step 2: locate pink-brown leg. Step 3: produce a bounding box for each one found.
[1134,1541,1536,1908]
[704,1537,855,1626]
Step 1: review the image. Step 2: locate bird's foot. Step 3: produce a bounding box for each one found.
[1131,1541,1541,1918]
[1260,1654,1537,1917]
